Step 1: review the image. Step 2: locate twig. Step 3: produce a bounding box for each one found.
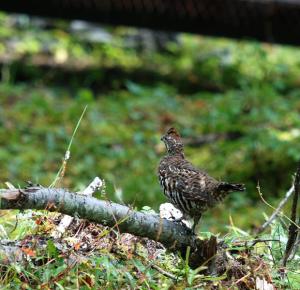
[49,105,87,188]
[283,162,300,266]
[289,234,300,261]
[9,214,19,234]
[231,238,280,248]
[51,215,73,239]
[40,259,78,289]
[256,185,294,234]
[80,177,103,196]
[234,262,263,285]
[151,264,177,280]
[250,239,280,247]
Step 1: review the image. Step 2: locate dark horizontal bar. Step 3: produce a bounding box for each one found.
[1,0,300,45]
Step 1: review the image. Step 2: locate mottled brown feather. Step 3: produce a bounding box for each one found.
[158,127,245,230]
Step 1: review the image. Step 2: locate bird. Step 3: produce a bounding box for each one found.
[158,127,245,232]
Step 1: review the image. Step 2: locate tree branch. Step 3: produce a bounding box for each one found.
[255,185,294,235]
[0,185,217,268]
[282,162,300,266]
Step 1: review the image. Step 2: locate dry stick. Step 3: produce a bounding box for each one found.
[282,162,300,266]
[256,185,294,235]
[151,264,177,281]
[234,262,263,286]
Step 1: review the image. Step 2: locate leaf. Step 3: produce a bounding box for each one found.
[47,240,58,258]
[21,247,36,257]
[74,242,81,251]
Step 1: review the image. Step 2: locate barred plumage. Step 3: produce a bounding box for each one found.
[158,128,245,232]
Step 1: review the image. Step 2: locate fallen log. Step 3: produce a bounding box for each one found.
[0,185,217,269]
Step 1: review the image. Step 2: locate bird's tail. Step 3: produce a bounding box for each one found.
[218,182,245,192]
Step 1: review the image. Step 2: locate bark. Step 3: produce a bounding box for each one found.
[282,162,300,266]
[0,185,217,268]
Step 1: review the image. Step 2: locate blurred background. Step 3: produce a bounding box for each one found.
[0,10,300,233]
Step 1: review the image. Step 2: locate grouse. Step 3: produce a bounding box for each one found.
[158,127,245,232]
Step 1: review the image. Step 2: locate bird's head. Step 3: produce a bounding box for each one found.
[161,127,184,156]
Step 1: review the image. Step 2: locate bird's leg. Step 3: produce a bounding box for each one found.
[192,214,202,234]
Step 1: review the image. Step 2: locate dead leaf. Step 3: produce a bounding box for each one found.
[21,247,36,257]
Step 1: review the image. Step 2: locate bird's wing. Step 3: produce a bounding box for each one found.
[175,161,218,201]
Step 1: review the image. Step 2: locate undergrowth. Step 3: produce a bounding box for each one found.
[0,208,299,289]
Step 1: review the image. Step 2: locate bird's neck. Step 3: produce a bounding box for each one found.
[168,150,185,159]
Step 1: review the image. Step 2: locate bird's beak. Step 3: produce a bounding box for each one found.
[160,135,165,141]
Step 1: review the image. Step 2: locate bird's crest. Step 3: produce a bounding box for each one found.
[166,127,181,140]
[161,127,184,156]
